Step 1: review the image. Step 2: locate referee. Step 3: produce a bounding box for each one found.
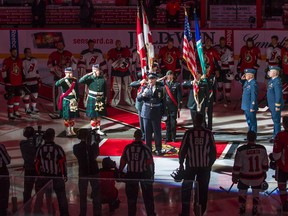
[119,129,156,216]
[0,143,11,216]
[179,113,216,216]
[34,128,69,216]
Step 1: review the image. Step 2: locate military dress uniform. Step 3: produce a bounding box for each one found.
[267,66,284,139]
[137,74,166,153]
[186,79,209,127]
[79,71,107,134]
[164,72,182,142]
[241,69,258,133]
[55,68,80,136]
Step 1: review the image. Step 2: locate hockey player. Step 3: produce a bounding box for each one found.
[107,40,134,107]
[79,64,107,135]
[232,131,268,216]
[22,48,41,114]
[272,116,288,212]
[237,38,261,79]
[158,38,181,78]
[47,41,75,115]
[1,48,24,119]
[214,37,234,105]
[55,67,79,137]
[266,35,282,69]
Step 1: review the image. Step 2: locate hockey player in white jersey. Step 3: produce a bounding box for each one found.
[22,48,41,114]
[232,131,268,216]
[214,37,234,106]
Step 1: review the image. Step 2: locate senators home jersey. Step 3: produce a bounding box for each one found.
[238,46,261,73]
[1,57,23,86]
[203,46,221,76]
[233,144,268,186]
[158,46,181,74]
[47,50,73,78]
[22,57,39,86]
[108,47,131,77]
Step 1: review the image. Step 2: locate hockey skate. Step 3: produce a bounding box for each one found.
[252,205,258,216]
[239,204,246,215]
[96,126,106,136]
[31,107,39,113]
[8,113,16,120]
[14,111,22,118]
[25,107,32,114]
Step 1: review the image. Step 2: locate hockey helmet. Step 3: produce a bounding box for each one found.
[226,71,234,81]
[261,181,269,191]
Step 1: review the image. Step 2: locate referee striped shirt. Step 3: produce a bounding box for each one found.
[120,141,154,173]
[35,142,67,176]
[179,127,216,168]
[0,143,11,168]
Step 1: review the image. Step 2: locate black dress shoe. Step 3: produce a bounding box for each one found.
[153,150,164,156]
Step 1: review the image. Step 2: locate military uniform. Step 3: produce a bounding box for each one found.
[55,77,79,120]
[137,75,166,153]
[164,76,182,142]
[241,69,258,133]
[185,79,209,127]
[135,84,146,140]
[79,73,107,118]
[267,66,284,139]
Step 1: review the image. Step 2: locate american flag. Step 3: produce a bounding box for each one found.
[183,10,197,80]
[136,9,147,79]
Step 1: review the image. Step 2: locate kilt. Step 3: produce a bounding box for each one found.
[61,97,80,119]
[86,95,106,118]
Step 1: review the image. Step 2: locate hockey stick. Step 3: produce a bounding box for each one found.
[264,187,278,196]
[219,183,234,193]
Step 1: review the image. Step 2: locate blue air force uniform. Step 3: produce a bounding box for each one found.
[137,73,166,152]
[241,69,258,133]
[267,66,284,138]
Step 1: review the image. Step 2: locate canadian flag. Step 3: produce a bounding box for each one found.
[141,5,154,71]
[136,10,147,79]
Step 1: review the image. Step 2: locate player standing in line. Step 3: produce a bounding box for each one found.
[232,131,268,216]
[214,37,234,106]
[1,48,24,119]
[22,48,41,114]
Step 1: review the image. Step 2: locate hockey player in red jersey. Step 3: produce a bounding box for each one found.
[272,116,288,212]
[22,48,41,114]
[107,40,134,107]
[158,38,181,78]
[237,38,261,79]
[47,41,75,115]
[214,37,234,106]
[232,131,268,216]
[1,48,24,119]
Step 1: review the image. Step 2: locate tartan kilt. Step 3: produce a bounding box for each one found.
[61,98,80,119]
[86,96,106,118]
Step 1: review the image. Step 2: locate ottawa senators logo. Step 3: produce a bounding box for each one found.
[89,55,98,65]
[165,52,174,64]
[245,51,252,63]
[12,63,20,75]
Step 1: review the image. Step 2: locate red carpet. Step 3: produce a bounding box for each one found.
[100,139,228,158]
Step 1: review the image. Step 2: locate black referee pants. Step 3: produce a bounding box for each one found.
[0,169,10,216]
[181,167,211,216]
[125,173,156,216]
